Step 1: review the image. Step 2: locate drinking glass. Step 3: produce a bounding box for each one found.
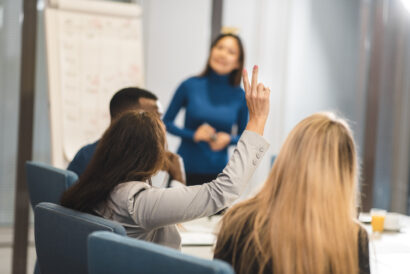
[370,208,386,233]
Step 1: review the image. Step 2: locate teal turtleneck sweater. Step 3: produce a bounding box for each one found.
[163,70,248,174]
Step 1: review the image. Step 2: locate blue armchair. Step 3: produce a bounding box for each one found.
[88,231,235,274]
[26,161,79,274]
[34,202,126,274]
[25,161,78,208]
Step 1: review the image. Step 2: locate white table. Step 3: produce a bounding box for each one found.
[181,215,410,273]
[364,214,410,274]
[180,216,221,259]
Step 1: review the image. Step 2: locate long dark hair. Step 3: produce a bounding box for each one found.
[61,111,166,214]
[199,33,245,86]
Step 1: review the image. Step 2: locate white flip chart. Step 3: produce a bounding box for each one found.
[45,0,144,168]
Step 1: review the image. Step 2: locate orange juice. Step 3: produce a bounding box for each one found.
[371,215,385,232]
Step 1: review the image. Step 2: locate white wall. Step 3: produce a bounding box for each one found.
[222,0,292,195]
[0,0,23,224]
[285,0,364,140]
[141,0,211,151]
[33,3,51,164]
[223,0,364,197]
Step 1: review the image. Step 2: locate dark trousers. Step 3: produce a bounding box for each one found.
[186,173,219,186]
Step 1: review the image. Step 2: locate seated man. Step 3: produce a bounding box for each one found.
[67,87,185,186]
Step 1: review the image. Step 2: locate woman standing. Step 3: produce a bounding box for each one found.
[163,33,248,186]
[214,112,370,274]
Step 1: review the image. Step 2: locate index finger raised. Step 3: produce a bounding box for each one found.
[242,68,251,94]
[251,65,259,92]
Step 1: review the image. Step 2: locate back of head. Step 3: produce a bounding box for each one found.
[109,87,158,120]
[61,111,166,214]
[216,112,359,274]
[266,112,358,213]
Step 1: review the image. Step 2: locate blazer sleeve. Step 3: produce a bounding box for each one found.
[128,130,269,230]
[162,81,196,140]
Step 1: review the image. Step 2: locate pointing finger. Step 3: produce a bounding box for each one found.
[251,65,258,93]
[242,69,250,94]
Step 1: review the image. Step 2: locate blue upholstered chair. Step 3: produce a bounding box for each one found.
[25,161,78,208]
[26,161,78,274]
[34,202,127,274]
[88,231,235,274]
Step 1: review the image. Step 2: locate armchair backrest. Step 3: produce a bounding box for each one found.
[34,202,126,274]
[25,161,78,208]
[88,231,235,274]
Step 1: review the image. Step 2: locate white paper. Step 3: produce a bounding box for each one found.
[54,10,144,160]
[180,232,216,246]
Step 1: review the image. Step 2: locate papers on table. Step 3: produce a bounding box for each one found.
[179,217,220,246]
[180,232,216,246]
[359,212,371,224]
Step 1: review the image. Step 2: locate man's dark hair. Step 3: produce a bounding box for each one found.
[109,87,158,119]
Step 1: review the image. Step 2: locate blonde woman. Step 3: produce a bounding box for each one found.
[214,113,370,274]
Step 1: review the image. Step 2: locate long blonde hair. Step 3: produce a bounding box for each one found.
[215,112,359,274]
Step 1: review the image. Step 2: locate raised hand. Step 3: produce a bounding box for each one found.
[243,65,270,135]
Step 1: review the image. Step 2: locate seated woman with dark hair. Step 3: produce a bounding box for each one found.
[214,112,370,274]
[60,66,270,249]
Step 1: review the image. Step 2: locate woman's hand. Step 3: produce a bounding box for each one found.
[209,132,231,151]
[194,123,216,142]
[243,66,270,135]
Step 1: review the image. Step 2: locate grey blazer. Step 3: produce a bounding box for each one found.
[95,130,269,249]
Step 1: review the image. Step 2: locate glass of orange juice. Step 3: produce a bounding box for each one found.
[370,209,387,233]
